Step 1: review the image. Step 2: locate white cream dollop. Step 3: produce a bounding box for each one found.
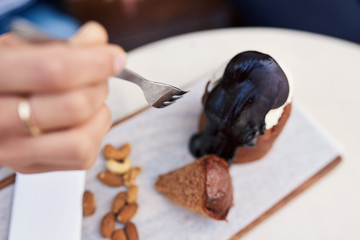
[207,59,293,130]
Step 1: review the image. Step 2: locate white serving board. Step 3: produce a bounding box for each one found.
[82,76,341,240]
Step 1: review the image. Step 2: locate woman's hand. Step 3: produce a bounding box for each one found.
[0,22,126,173]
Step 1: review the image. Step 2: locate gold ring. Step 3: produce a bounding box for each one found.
[18,96,42,136]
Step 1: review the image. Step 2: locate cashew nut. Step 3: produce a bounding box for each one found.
[106,157,132,174]
[103,143,131,160]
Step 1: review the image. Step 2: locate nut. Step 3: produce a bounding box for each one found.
[82,190,96,216]
[106,157,132,174]
[100,212,115,238]
[126,185,138,204]
[123,167,142,186]
[112,192,126,214]
[112,229,127,240]
[125,222,139,240]
[117,203,138,223]
[98,170,123,187]
[104,143,131,160]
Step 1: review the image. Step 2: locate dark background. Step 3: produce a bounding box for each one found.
[68,0,360,51]
[69,0,237,50]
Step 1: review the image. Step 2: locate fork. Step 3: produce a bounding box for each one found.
[10,19,188,108]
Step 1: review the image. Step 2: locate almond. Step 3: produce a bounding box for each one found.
[117,203,138,223]
[100,212,115,238]
[125,222,139,240]
[123,167,142,186]
[82,190,96,216]
[126,185,138,204]
[98,170,123,187]
[104,143,132,160]
[112,192,126,214]
[112,229,127,240]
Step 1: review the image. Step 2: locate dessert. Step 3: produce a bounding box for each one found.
[155,51,292,220]
[190,51,293,163]
[155,155,233,220]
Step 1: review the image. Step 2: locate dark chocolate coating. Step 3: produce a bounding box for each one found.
[190,51,289,161]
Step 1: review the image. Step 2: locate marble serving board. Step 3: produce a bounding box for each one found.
[82,77,341,240]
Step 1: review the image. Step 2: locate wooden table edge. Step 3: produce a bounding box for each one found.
[0,174,16,190]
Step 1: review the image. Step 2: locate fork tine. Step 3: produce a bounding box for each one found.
[169,96,182,102]
[159,101,176,108]
[177,90,189,95]
[160,90,188,107]
[169,90,188,101]
[171,95,184,100]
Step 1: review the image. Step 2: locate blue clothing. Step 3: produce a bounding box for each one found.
[229,0,360,43]
[0,0,79,39]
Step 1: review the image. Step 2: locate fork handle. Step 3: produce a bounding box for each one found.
[115,69,147,88]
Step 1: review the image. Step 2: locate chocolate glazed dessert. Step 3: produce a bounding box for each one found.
[190,51,292,164]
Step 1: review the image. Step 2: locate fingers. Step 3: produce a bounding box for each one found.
[0,22,123,173]
[0,43,126,93]
[0,82,109,136]
[70,21,108,46]
[0,33,28,47]
[0,95,27,136]
[31,82,109,131]
[0,105,111,174]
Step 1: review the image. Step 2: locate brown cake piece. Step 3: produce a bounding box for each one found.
[155,155,233,220]
[233,103,291,163]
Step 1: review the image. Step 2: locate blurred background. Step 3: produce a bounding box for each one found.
[70,0,360,50]
[1,0,359,50]
[70,0,238,50]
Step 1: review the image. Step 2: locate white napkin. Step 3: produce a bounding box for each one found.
[8,171,85,240]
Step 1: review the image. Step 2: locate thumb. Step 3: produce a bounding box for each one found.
[69,21,108,46]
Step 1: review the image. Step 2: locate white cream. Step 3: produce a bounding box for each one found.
[265,61,293,129]
[207,59,293,130]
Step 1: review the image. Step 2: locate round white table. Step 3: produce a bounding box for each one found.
[1,27,359,240]
[107,27,360,240]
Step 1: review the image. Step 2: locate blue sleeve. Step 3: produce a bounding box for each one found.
[0,0,79,38]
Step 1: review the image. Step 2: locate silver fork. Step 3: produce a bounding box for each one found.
[115,69,187,108]
[10,19,188,108]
